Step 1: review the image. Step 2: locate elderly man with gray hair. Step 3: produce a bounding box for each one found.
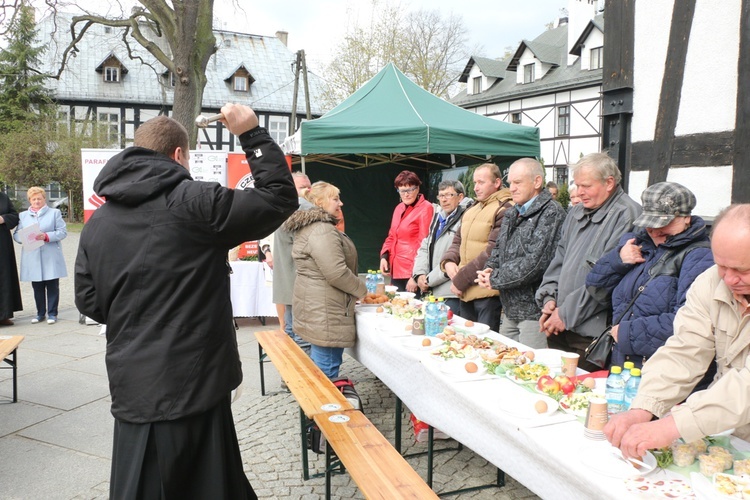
[411,179,473,312]
[476,158,567,348]
[536,152,641,370]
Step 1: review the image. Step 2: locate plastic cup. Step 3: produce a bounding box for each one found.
[561,352,580,378]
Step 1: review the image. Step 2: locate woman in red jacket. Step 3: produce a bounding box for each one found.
[379,170,434,295]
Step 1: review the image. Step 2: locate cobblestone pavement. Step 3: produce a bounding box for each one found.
[5,230,541,499]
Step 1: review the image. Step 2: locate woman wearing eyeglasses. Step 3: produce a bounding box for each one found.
[379,170,434,295]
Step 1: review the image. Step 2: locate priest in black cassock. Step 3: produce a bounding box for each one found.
[0,192,22,325]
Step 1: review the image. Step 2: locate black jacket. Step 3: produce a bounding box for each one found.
[486,189,566,321]
[75,127,297,423]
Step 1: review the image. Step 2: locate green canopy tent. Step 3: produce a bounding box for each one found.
[283,63,540,271]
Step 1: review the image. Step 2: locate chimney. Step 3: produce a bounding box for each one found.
[276,31,288,46]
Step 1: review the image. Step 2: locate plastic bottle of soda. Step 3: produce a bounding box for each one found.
[365,270,375,294]
[605,366,625,416]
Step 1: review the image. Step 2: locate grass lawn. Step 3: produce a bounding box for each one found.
[66,222,84,233]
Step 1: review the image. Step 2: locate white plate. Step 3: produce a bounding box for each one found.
[504,363,550,385]
[396,292,416,300]
[498,395,559,418]
[558,391,600,417]
[452,321,490,335]
[580,446,657,479]
[531,348,566,368]
[438,359,487,379]
[400,336,438,351]
[355,304,383,313]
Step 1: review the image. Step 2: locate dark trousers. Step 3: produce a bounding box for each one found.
[444,298,461,316]
[459,297,501,332]
[547,330,603,373]
[111,397,256,500]
[32,279,59,318]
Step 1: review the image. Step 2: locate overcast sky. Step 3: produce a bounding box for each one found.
[214,0,569,71]
[35,0,568,73]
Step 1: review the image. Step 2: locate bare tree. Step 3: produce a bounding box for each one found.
[323,0,471,105]
[32,0,219,147]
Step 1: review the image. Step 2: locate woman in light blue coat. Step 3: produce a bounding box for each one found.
[13,187,67,324]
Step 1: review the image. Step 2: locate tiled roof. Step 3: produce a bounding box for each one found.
[36,13,327,115]
[451,22,601,108]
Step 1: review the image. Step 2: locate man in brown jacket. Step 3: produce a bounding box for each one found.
[441,163,513,331]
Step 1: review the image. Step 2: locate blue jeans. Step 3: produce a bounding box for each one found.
[32,279,59,318]
[310,345,344,379]
[283,305,310,351]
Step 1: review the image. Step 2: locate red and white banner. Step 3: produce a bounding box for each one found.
[80,149,229,222]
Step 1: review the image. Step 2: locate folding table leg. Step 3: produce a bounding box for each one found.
[258,344,267,396]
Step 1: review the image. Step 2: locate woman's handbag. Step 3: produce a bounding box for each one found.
[584,326,615,369]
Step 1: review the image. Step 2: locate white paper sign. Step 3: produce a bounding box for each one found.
[18,222,44,251]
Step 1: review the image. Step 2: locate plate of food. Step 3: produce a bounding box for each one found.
[396,291,416,300]
[558,391,600,417]
[504,362,550,385]
[580,446,657,479]
[430,342,477,361]
[452,320,490,335]
[438,359,488,380]
[400,336,438,351]
[712,473,750,499]
[498,395,559,419]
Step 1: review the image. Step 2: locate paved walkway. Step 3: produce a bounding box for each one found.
[1,231,540,499]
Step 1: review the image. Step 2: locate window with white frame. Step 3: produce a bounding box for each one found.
[523,63,535,84]
[557,106,570,136]
[234,75,248,92]
[104,66,120,83]
[472,76,482,94]
[511,112,522,125]
[268,116,289,144]
[98,112,120,143]
[590,47,603,70]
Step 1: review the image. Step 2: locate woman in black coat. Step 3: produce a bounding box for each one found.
[0,192,22,325]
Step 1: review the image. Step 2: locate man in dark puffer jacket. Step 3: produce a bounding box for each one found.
[75,104,297,499]
[477,158,566,348]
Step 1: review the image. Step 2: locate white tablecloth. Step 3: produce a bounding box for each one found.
[347,313,749,499]
[230,261,277,317]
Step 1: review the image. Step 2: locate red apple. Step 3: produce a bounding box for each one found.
[536,375,561,394]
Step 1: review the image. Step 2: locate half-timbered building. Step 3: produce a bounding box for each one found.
[36,12,327,152]
[450,0,603,185]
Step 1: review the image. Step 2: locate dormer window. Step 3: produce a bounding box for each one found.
[225,64,255,93]
[524,63,535,84]
[104,66,120,83]
[590,47,603,70]
[472,76,482,94]
[234,75,248,92]
[95,53,128,84]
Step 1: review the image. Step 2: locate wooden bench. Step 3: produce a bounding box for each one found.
[0,335,24,403]
[315,410,438,499]
[255,330,354,479]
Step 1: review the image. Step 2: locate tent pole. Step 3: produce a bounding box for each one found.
[301,156,306,174]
